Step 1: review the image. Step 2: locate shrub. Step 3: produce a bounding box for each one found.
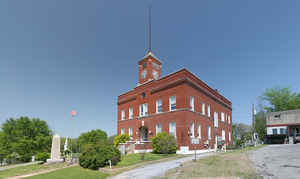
[113,134,130,147]
[79,144,121,170]
[152,132,177,154]
[35,152,50,163]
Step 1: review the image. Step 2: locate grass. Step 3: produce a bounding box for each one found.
[116,153,178,167]
[162,145,266,179]
[0,163,66,179]
[27,166,108,179]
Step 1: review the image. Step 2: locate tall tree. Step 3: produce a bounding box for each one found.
[261,87,300,112]
[0,117,52,162]
[77,129,107,149]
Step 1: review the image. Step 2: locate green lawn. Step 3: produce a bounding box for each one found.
[0,153,180,179]
[27,166,108,179]
[116,153,178,167]
[0,163,66,179]
[162,145,266,179]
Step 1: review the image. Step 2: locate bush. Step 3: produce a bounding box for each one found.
[79,144,121,170]
[35,152,50,163]
[152,132,177,154]
[113,134,130,147]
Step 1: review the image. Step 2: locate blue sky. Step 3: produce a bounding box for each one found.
[0,1,300,137]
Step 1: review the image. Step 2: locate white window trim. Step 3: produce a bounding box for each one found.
[156,99,162,113]
[208,126,211,140]
[222,129,225,141]
[169,122,176,138]
[140,103,148,117]
[169,96,176,111]
[202,103,206,115]
[197,124,201,139]
[207,105,211,117]
[129,107,133,119]
[214,112,218,128]
[221,112,225,122]
[156,124,162,134]
[121,128,125,135]
[121,110,125,120]
[190,96,194,111]
[129,128,133,137]
[190,122,195,138]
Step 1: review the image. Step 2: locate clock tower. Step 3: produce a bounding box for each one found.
[138,51,162,85]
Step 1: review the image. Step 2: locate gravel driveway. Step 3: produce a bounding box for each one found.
[249,144,300,179]
[109,152,213,179]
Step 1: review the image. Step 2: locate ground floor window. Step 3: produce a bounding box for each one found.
[208,126,211,140]
[156,124,162,134]
[169,122,176,137]
[121,128,125,135]
[129,127,133,137]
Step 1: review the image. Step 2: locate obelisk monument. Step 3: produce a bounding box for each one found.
[47,134,63,163]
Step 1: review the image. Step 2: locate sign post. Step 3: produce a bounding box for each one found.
[191,138,199,161]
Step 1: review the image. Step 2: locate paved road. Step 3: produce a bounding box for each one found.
[249,144,300,179]
[109,152,213,179]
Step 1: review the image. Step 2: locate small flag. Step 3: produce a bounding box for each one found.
[71,110,77,117]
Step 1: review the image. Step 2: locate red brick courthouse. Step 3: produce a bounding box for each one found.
[117,51,232,153]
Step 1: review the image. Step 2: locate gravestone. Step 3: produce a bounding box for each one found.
[46,134,64,163]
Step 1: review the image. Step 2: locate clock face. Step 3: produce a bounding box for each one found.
[141,70,147,79]
[152,70,158,80]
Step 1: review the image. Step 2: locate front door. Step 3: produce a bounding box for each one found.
[140,126,148,141]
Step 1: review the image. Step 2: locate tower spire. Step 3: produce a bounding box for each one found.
[148,5,152,53]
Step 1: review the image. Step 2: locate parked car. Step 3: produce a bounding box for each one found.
[294,133,300,144]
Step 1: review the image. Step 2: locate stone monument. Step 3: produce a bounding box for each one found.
[46,134,63,163]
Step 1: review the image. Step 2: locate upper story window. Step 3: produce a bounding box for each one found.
[189,122,195,137]
[156,124,162,134]
[229,131,231,141]
[207,105,211,117]
[156,99,162,113]
[142,62,147,69]
[121,128,125,135]
[208,126,211,140]
[152,62,159,70]
[153,70,159,80]
[214,112,218,128]
[272,128,278,135]
[197,124,201,139]
[228,115,231,124]
[169,122,176,137]
[202,103,206,115]
[139,103,148,117]
[190,96,194,111]
[141,70,147,79]
[129,107,133,119]
[221,112,225,122]
[169,96,176,111]
[121,110,125,120]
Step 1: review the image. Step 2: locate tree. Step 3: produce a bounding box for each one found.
[77,129,107,149]
[107,135,117,145]
[261,87,300,112]
[254,111,266,141]
[0,117,52,162]
[232,123,252,147]
[113,134,130,147]
[151,132,177,154]
[79,143,121,170]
